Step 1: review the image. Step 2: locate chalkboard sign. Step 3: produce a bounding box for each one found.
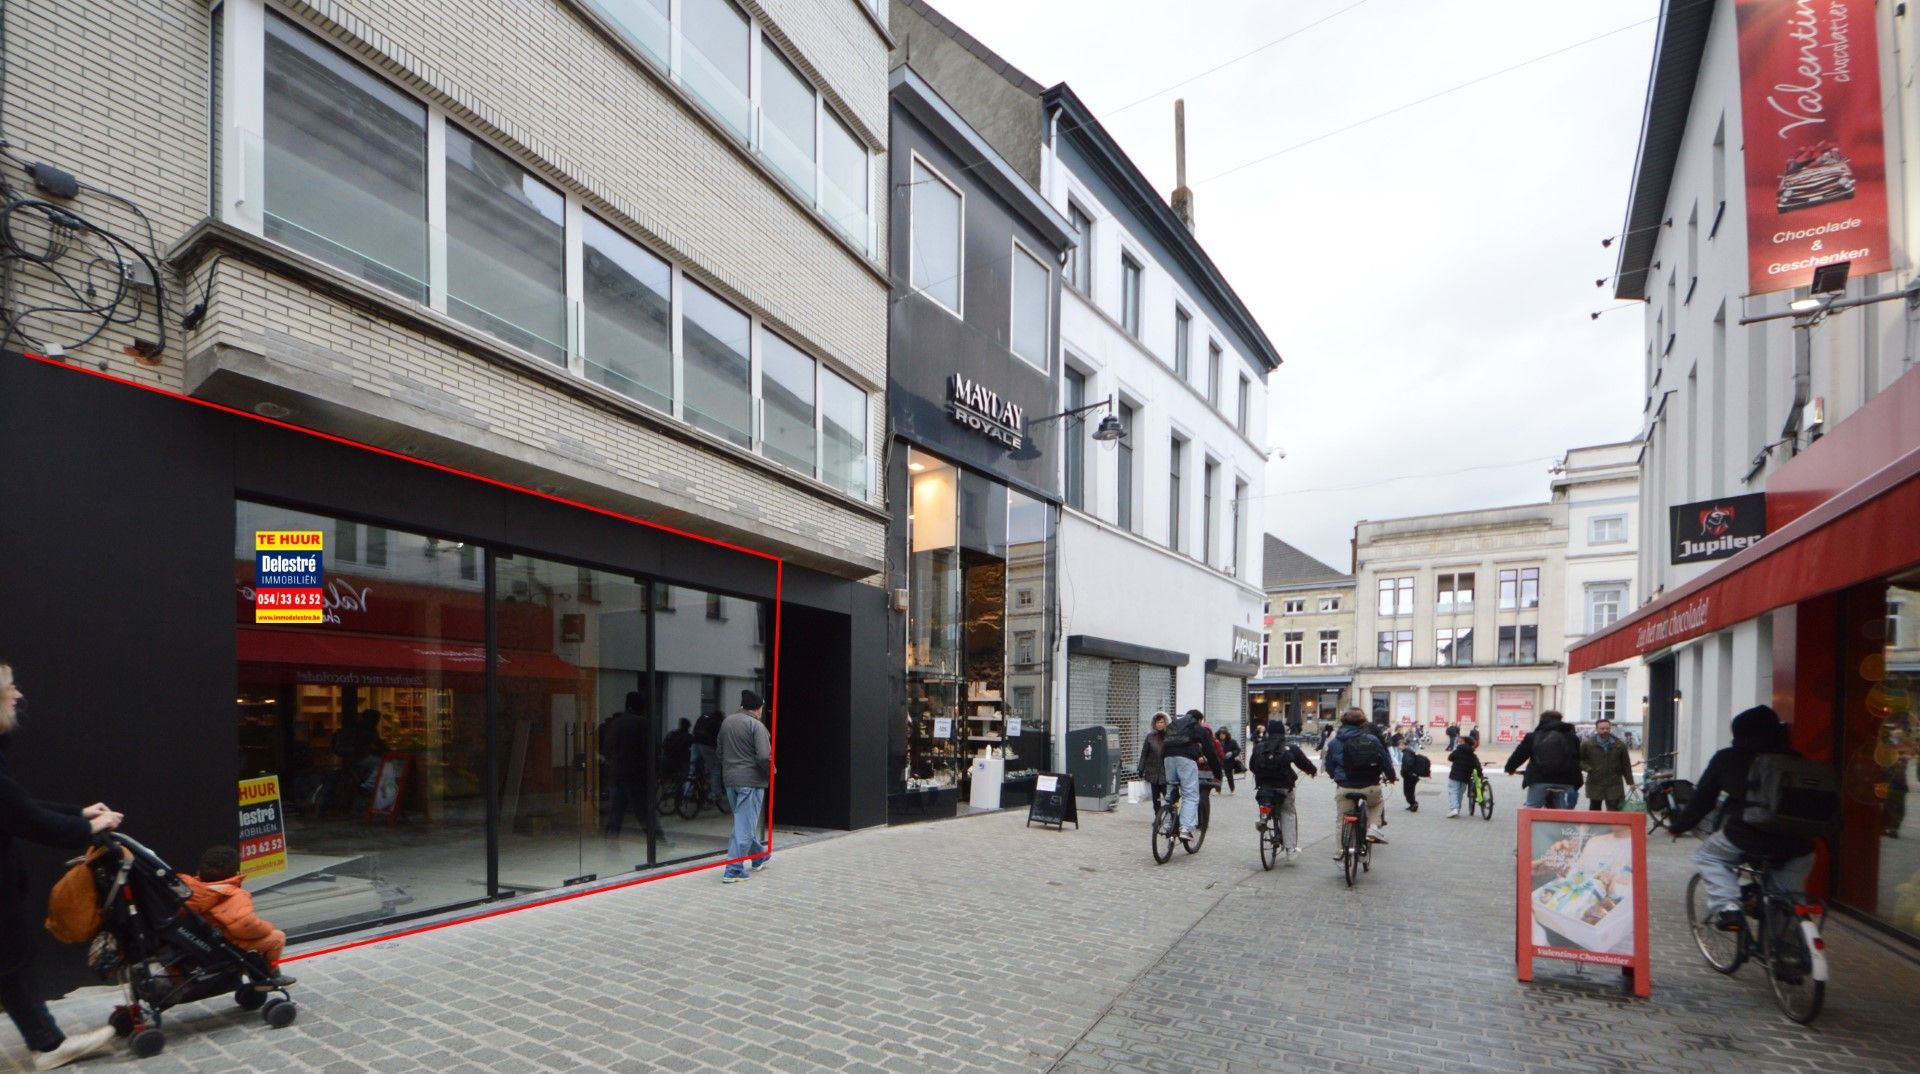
[1026,772,1078,830]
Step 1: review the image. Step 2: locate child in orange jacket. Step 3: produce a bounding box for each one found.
[181,846,286,967]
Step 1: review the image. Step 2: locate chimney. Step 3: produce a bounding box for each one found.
[1170,99,1195,231]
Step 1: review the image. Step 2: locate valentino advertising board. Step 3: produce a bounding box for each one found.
[1736,0,1891,294]
[1669,492,1768,565]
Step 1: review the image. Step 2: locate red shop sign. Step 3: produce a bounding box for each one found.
[1516,808,1651,998]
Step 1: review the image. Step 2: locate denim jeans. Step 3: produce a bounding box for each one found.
[723,785,768,878]
[0,960,63,1052]
[1525,783,1578,809]
[1692,830,1812,909]
[693,744,723,798]
[1165,755,1201,833]
[1447,779,1467,813]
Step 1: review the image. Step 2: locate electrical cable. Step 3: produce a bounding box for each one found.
[1097,0,1375,119]
[1244,456,1560,501]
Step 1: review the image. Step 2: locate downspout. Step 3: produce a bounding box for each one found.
[1780,318,1810,452]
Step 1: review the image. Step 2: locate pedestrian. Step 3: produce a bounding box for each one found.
[1579,717,1634,811]
[601,692,667,845]
[661,717,694,785]
[1445,737,1484,817]
[1468,724,1481,749]
[1400,737,1430,811]
[1137,713,1169,810]
[1326,707,1395,856]
[691,708,724,801]
[1504,710,1581,808]
[1247,719,1317,861]
[1247,720,1266,754]
[1215,727,1242,794]
[1445,723,1460,754]
[0,661,122,1070]
[718,690,773,883]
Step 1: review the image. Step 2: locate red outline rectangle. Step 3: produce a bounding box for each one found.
[1515,807,1651,997]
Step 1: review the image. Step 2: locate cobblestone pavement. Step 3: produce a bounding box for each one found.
[13,768,1920,1073]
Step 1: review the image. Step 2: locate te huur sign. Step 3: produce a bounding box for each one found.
[948,374,1023,451]
[1669,492,1766,566]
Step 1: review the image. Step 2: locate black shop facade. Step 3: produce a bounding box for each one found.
[0,351,885,969]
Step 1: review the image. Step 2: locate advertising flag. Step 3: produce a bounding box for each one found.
[1736,0,1891,294]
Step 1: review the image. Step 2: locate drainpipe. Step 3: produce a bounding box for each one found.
[1780,317,1811,452]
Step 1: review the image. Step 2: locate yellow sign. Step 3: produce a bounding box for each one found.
[237,776,287,878]
[253,530,325,624]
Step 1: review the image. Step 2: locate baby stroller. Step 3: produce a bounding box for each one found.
[81,832,298,1058]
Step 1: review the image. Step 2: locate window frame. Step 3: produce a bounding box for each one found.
[1120,252,1143,337]
[1066,201,1092,294]
[1587,582,1628,632]
[1589,514,1628,544]
[1318,629,1338,665]
[1587,675,1621,724]
[1115,399,1137,532]
[1282,630,1304,667]
[1236,374,1250,434]
[1319,596,1340,612]
[1206,341,1222,407]
[908,152,965,317]
[1173,305,1191,380]
[1282,598,1305,614]
[1166,435,1184,552]
[1008,236,1051,370]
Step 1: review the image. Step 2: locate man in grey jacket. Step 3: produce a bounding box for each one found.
[719,689,773,883]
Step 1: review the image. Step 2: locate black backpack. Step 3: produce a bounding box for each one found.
[1407,753,1432,779]
[1249,736,1294,785]
[1339,730,1384,783]
[1530,726,1577,775]
[1740,753,1841,839]
[1162,714,1201,758]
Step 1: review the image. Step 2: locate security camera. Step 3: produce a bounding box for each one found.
[1268,447,1287,460]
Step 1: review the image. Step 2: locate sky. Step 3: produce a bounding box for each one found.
[931,0,1662,571]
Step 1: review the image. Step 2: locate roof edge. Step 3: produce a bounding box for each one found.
[891,66,1076,249]
[1614,0,1716,301]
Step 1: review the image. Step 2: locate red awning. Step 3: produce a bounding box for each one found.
[237,628,583,684]
[1569,442,1920,674]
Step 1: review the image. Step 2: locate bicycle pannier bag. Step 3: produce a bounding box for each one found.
[1740,753,1841,839]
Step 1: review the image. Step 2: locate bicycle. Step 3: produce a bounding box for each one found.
[1687,860,1828,1024]
[1639,752,1692,834]
[1337,791,1372,887]
[1466,767,1494,819]
[662,762,731,820]
[1255,787,1290,870]
[1151,779,1211,864]
[1404,728,1432,751]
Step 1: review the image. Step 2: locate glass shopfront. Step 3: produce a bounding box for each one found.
[236,501,767,936]
[896,448,1053,819]
[1837,570,1920,942]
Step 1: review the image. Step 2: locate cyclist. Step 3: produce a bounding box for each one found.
[1668,705,1818,929]
[1504,709,1581,808]
[1161,709,1224,846]
[1248,718,1317,862]
[1326,707,1394,858]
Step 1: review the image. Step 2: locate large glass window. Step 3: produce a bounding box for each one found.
[1499,569,1519,609]
[681,279,752,447]
[911,159,962,313]
[1588,584,1627,631]
[652,582,767,857]
[1064,368,1086,510]
[1120,255,1142,336]
[1438,572,1475,611]
[1520,567,1541,609]
[760,330,817,475]
[1207,343,1223,407]
[820,367,868,497]
[582,214,673,411]
[591,0,671,67]
[1587,675,1620,724]
[680,0,751,140]
[1841,575,1919,939]
[262,15,427,301]
[821,111,869,250]
[1498,625,1517,664]
[1116,401,1135,532]
[445,126,567,363]
[1066,204,1091,293]
[759,39,816,200]
[1011,244,1049,368]
[1174,307,1191,380]
[1166,437,1183,551]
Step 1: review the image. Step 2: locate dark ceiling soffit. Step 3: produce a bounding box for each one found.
[1042,83,1285,373]
[1614,1,1715,302]
[1204,658,1260,678]
[1067,635,1190,667]
[891,66,1076,250]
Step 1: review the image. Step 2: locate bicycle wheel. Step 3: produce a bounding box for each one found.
[1765,906,1825,1024]
[1479,784,1494,820]
[716,787,733,815]
[1185,794,1209,853]
[1341,817,1360,887]
[1151,804,1176,864]
[1687,874,1745,974]
[1259,818,1278,871]
[674,781,700,820]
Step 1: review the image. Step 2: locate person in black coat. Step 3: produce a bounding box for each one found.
[1503,710,1582,809]
[0,662,123,1069]
[1214,728,1242,794]
[1670,705,1817,927]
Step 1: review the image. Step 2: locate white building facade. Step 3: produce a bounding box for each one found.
[1553,442,1646,741]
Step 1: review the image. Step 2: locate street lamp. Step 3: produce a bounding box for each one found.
[1026,394,1125,442]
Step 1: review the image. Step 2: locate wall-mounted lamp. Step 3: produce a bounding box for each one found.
[1028,393,1125,442]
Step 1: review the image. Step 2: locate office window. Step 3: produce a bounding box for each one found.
[1167,437,1184,551]
[1319,596,1340,612]
[1437,572,1475,611]
[1453,627,1474,665]
[581,214,673,411]
[1498,625,1517,665]
[1283,631,1304,667]
[1377,577,1414,616]
[1499,569,1518,610]
[759,39,816,199]
[910,159,962,313]
[1376,630,1411,668]
[1261,633,1270,666]
[1521,567,1540,609]
[1116,401,1135,531]
[760,330,817,476]
[1318,630,1339,665]
[680,0,751,138]
[1174,306,1191,379]
[1120,255,1142,337]
[262,14,427,301]
[1064,368,1086,510]
[1588,675,1620,723]
[681,279,753,447]
[1011,243,1049,368]
[1590,515,1627,544]
[1207,342,1222,407]
[1588,584,1627,631]
[821,110,869,250]
[1436,628,1454,666]
[1232,479,1246,577]
[1519,624,1539,662]
[1377,631,1394,668]
[445,126,567,363]
[1015,632,1036,665]
[1066,203,1091,293]
[1283,599,1305,614]
[820,367,868,497]
[1203,460,1217,564]
[1236,375,1250,434]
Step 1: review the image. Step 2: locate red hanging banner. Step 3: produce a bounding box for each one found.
[1736,0,1891,295]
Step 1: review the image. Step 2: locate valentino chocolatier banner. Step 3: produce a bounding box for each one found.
[1736,0,1891,295]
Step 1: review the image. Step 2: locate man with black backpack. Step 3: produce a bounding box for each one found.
[1160,709,1224,847]
[1504,710,1581,809]
[1248,718,1317,862]
[1326,707,1395,855]
[1670,705,1835,929]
